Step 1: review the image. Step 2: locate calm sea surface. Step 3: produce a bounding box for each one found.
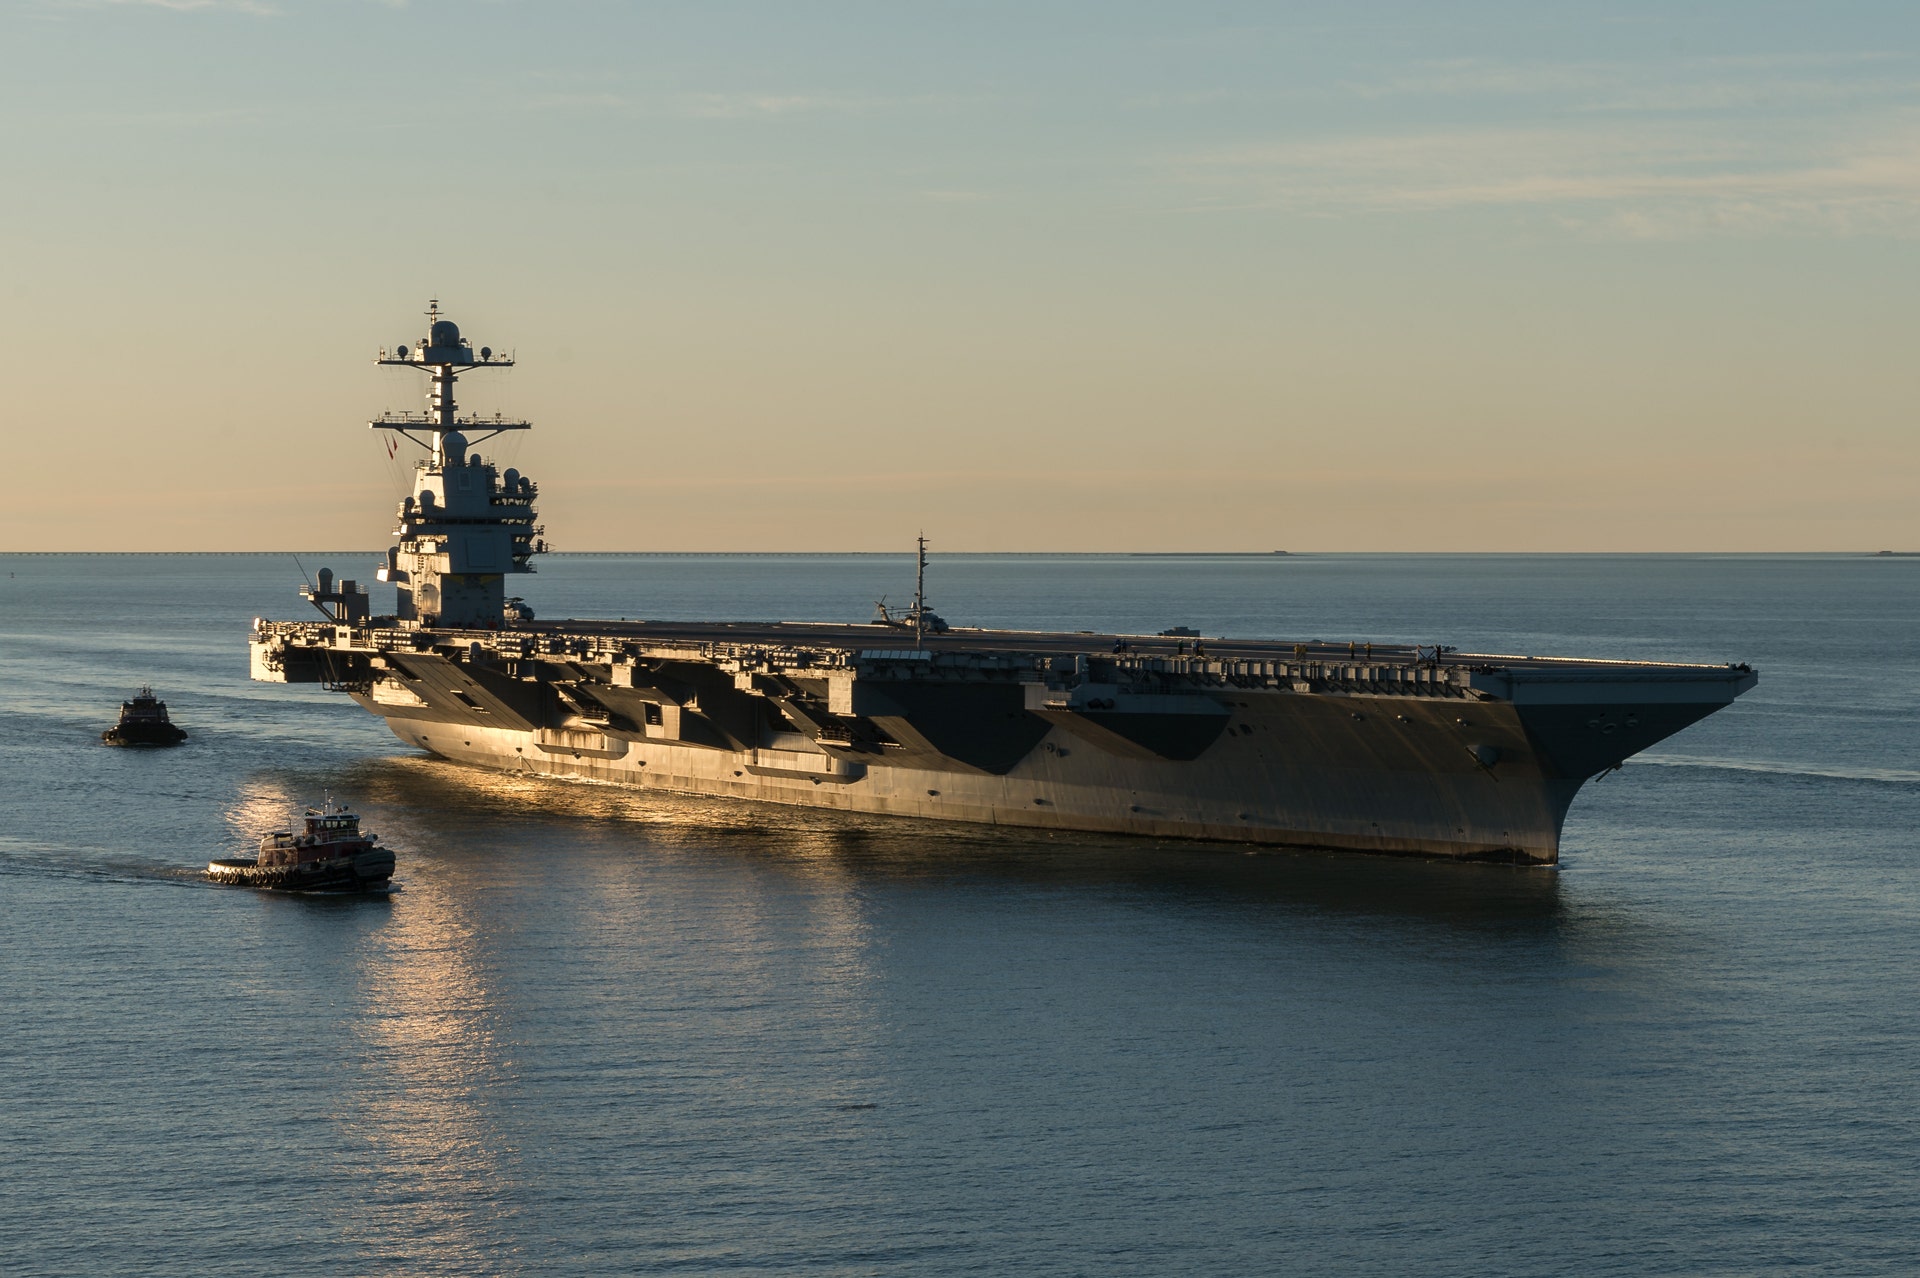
[2,552,1915,1276]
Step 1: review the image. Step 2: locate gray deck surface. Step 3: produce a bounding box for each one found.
[522,617,1733,673]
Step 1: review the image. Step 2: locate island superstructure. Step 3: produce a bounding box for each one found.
[250,305,1758,865]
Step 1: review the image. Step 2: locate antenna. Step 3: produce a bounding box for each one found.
[913,533,929,648]
[292,554,334,621]
[372,301,527,455]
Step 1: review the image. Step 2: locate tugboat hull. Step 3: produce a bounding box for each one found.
[207,847,395,893]
[102,724,188,747]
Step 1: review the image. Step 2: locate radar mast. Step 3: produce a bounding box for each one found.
[373,298,527,465]
[370,302,545,628]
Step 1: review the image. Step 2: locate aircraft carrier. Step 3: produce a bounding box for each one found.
[250,305,1758,865]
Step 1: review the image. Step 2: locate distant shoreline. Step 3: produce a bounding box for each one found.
[1126,551,1290,558]
[1,549,1913,558]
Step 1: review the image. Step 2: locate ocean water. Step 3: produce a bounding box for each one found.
[2,552,1916,1277]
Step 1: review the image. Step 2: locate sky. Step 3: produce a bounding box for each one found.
[2,1,1917,552]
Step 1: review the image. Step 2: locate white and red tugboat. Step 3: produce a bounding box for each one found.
[208,798,396,893]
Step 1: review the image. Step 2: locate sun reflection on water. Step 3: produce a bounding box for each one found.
[337,855,524,1270]
[222,778,308,854]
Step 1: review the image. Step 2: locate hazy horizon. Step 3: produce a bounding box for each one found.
[3,2,1916,553]
[3,548,1909,559]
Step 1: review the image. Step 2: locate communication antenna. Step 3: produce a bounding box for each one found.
[913,534,929,648]
[371,299,529,464]
[291,553,333,621]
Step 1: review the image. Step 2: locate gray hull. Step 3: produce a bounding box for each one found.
[256,617,1755,865]
[375,713,1584,862]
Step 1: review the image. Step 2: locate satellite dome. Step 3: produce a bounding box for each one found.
[429,319,460,347]
[441,431,468,467]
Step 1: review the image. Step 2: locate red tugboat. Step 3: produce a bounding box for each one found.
[208,798,396,893]
[102,686,188,746]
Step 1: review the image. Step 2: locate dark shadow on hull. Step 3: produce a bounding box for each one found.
[279,753,1570,933]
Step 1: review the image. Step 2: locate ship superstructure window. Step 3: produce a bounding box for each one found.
[644,704,662,726]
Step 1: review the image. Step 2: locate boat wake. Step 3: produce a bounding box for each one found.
[0,840,219,888]
[1634,753,1920,786]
